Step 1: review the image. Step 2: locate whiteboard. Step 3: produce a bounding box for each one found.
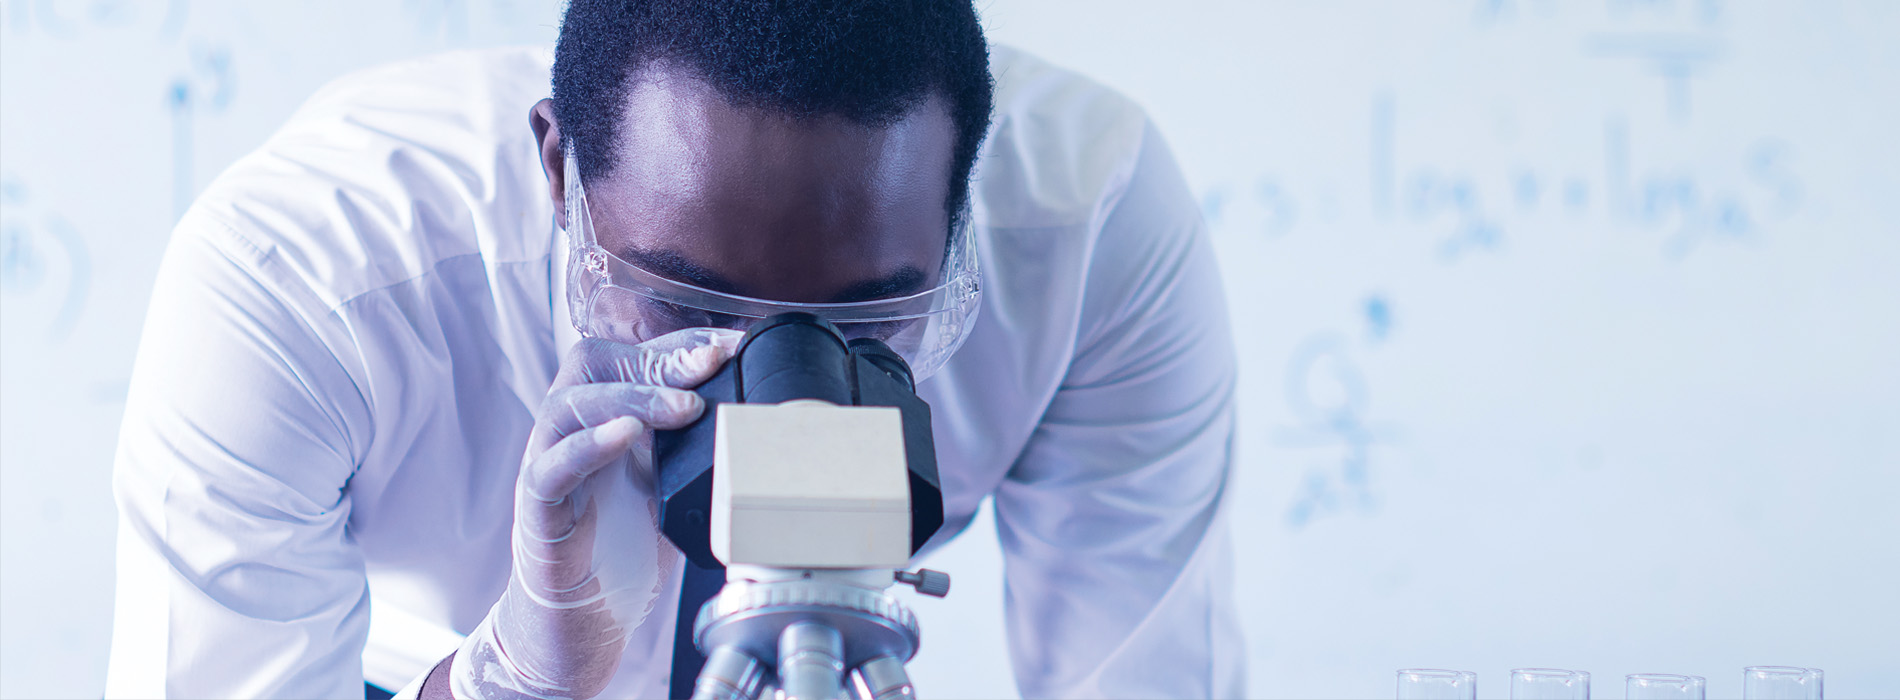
[2,1,1895,698]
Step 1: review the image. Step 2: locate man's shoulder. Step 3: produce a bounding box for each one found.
[180,47,557,312]
[976,46,1150,230]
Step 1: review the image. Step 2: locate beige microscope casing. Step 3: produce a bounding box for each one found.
[710,401,913,569]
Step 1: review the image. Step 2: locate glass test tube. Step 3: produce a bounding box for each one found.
[1398,669,1478,700]
[1743,667,1823,699]
[1626,673,1705,700]
[1512,668,1590,699]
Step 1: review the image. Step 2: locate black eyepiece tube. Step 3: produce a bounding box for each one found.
[733,313,852,405]
[847,338,915,394]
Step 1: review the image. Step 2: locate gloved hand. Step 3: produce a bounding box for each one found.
[450,327,743,700]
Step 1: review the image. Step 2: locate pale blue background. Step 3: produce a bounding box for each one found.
[2,1,1895,698]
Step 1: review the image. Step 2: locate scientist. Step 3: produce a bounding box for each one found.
[105,1,1241,698]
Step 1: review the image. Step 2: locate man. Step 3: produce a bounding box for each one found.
[106,1,1242,697]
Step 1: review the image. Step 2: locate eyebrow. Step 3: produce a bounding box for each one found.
[619,247,930,304]
[825,266,927,304]
[619,248,742,294]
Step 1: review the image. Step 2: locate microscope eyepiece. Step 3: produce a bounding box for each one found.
[731,313,853,406]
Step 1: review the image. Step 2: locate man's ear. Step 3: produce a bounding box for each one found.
[530,98,567,229]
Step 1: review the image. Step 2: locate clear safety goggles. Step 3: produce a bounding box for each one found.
[562,151,982,381]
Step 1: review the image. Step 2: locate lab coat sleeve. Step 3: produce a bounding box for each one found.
[105,213,374,699]
[991,122,1245,699]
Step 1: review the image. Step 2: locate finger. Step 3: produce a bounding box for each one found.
[555,328,742,389]
[641,325,745,358]
[611,327,740,385]
[522,416,644,505]
[513,491,599,589]
[537,382,704,439]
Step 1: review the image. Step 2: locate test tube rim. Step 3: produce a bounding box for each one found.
[1626,673,1707,686]
[1399,669,1478,681]
[1513,668,1591,680]
[1743,666,1820,678]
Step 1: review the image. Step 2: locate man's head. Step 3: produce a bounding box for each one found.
[531,0,992,312]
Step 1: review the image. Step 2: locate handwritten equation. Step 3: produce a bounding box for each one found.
[1,178,90,341]
[1226,0,1827,528]
[1204,0,1803,265]
[1205,98,1802,265]
[1277,296,1402,531]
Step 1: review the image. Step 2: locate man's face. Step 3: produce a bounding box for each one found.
[544,68,958,329]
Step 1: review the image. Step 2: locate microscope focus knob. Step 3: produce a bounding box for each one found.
[894,569,951,598]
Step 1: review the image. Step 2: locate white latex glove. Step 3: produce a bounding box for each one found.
[450,327,743,700]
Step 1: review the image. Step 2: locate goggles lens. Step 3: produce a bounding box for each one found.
[561,152,981,381]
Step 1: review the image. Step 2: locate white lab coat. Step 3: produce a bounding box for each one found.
[105,45,1243,699]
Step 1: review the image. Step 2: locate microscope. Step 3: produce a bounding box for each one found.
[655,313,952,700]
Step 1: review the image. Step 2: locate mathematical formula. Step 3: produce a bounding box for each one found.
[1203,98,1802,264]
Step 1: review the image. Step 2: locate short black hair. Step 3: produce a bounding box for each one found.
[552,0,994,231]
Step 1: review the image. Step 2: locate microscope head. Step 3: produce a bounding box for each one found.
[653,313,946,571]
